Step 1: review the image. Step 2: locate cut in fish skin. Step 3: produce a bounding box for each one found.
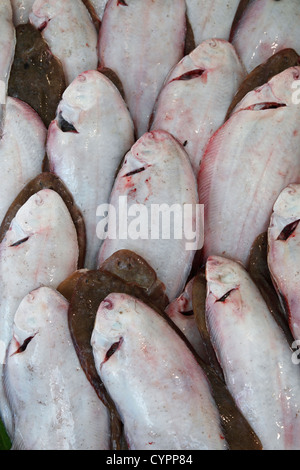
[29,0,98,85]
[91,292,227,450]
[0,1,16,133]
[99,0,186,138]
[151,38,245,174]
[232,0,300,73]
[47,70,135,270]
[206,255,300,450]
[5,287,110,450]
[268,184,300,341]
[10,0,35,25]
[98,130,201,302]
[0,97,46,226]
[198,66,300,267]
[0,189,79,437]
[185,0,240,47]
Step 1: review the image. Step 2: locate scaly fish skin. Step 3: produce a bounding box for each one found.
[206,255,300,450]
[29,0,98,85]
[232,0,300,72]
[198,67,300,267]
[99,0,186,138]
[5,286,110,450]
[47,70,135,269]
[91,292,227,450]
[268,184,300,341]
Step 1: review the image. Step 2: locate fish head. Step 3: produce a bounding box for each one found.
[269,184,300,242]
[206,256,242,308]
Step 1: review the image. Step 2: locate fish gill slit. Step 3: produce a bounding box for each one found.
[244,102,287,111]
[10,236,29,248]
[102,337,124,365]
[117,0,128,5]
[277,220,300,241]
[124,167,146,177]
[216,288,237,303]
[170,69,206,83]
[57,112,79,134]
[12,334,37,356]
[180,310,194,317]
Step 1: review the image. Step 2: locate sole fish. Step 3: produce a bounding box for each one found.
[151,38,245,174]
[5,287,110,450]
[91,292,228,450]
[99,0,186,138]
[98,130,202,301]
[29,0,98,85]
[268,184,300,341]
[11,0,35,25]
[0,188,79,436]
[47,70,135,269]
[0,97,46,226]
[232,0,300,73]
[198,66,300,267]
[206,255,300,450]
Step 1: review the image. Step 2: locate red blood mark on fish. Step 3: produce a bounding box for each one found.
[117,0,128,5]
[277,220,300,241]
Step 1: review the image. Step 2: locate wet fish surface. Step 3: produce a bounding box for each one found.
[5,286,110,450]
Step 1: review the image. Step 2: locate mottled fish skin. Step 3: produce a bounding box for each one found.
[206,256,300,450]
[151,39,245,174]
[198,67,300,267]
[185,0,240,47]
[0,189,79,436]
[91,292,227,450]
[99,0,186,138]
[268,184,300,341]
[29,0,98,85]
[5,287,110,450]
[0,1,16,133]
[232,0,300,73]
[10,0,35,25]
[47,70,135,270]
[165,278,206,360]
[98,130,201,302]
[0,97,46,226]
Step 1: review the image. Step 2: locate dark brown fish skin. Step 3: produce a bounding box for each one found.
[184,13,195,56]
[8,24,66,128]
[81,0,101,32]
[192,270,224,381]
[248,232,294,347]
[0,172,86,269]
[226,48,300,120]
[98,66,126,102]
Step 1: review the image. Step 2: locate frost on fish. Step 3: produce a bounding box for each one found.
[98,130,201,301]
[0,97,46,226]
[29,0,98,85]
[198,66,300,267]
[268,184,300,342]
[0,189,79,437]
[91,292,227,450]
[99,0,186,138]
[185,0,240,47]
[232,0,300,73]
[206,256,300,450]
[10,0,35,25]
[47,70,135,269]
[0,1,16,133]
[151,39,245,174]
[5,287,110,450]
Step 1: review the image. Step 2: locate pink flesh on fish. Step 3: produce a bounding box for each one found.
[0,1,16,133]
[165,277,206,360]
[5,287,110,450]
[151,39,245,174]
[232,0,300,73]
[0,189,79,436]
[206,255,300,450]
[185,0,240,46]
[268,184,300,341]
[0,97,46,226]
[91,292,227,450]
[99,0,186,138]
[47,70,135,269]
[98,130,202,301]
[198,66,300,267]
[11,0,35,25]
[29,0,98,85]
